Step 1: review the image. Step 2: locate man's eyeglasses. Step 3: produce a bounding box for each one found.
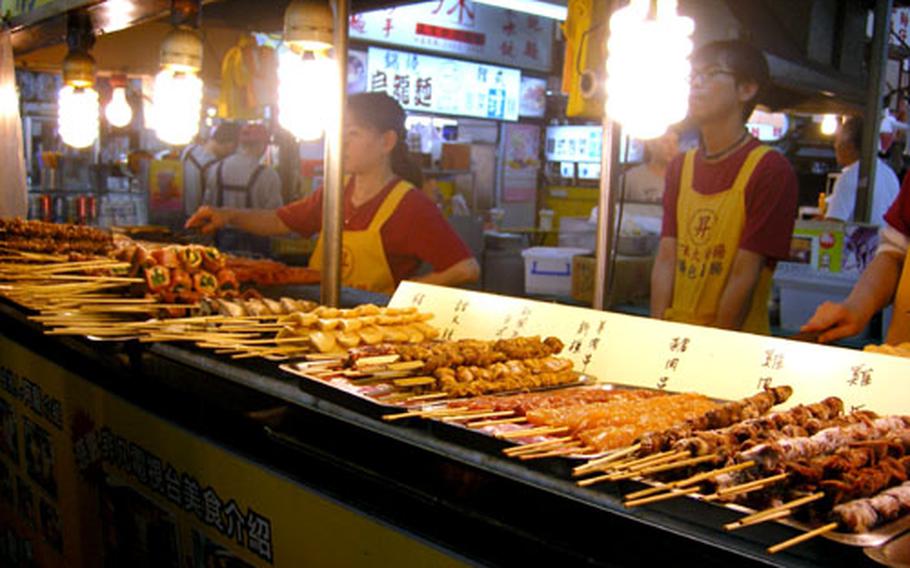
[689,68,736,85]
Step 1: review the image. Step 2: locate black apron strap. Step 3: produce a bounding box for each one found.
[214,161,226,207]
[244,165,266,208]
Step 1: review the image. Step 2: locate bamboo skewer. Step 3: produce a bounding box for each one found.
[576,451,692,487]
[624,486,701,507]
[503,436,574,456]
[231,346,309,358]
[383,407,469,422]
[767,522,838,554]
[404,392,450,403]
[607,452,696,481]
[704,473,789,501]
[635,453,720,476]
[44,274,142,283]
[468,416,528,428]
[623,461,756,501]
[572,444,642,476]
[622,482,670,502]
[605,450,690,475]
[506,438,575,457]
[42,297,156,304]
[497,426,569,440]
[725,492,825,531]
[518,442,583,460]
[732,509,793,529]
[15,260,129,273]
[441,410,516,422]
[576,472,615,487]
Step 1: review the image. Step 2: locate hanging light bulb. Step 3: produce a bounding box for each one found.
[820,114,839,136]
[105,75,133,128]
[605,0,694,139]
[278,50,336,140]
[279,0,337,140]
[151,26,204,145]
[59,49,100,149]
[59,85,100,149]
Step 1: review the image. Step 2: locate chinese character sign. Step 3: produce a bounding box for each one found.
[350,1,553,72]
[367,47,521,121]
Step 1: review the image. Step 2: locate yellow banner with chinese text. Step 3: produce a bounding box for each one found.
[0,334,466,567]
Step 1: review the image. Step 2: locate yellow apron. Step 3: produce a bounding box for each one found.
[309,179,412,295]
[886,250,910,344]
[664,146,775,334]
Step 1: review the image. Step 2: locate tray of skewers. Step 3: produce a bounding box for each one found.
[383,385,723,461]
[281,335,593,413]
[564,389,910,553]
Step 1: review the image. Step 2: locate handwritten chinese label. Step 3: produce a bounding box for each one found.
[848,364,873,387]
[657,336,692,390]
[756,348,786,390]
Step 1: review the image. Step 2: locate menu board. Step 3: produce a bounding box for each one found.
[350,1,554,72]
[545,125,644,165]
[367,46,521,121]
[545,125,602,163]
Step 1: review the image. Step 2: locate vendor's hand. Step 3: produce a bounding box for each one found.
[800,301,865,343]
[186,206,229,234]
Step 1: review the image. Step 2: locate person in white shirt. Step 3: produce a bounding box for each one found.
[202,124,283,254]
[180,123,239,220]
[880,101,909,154]
[826,116,900,225]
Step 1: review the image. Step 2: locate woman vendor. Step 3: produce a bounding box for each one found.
[186,92,480,295]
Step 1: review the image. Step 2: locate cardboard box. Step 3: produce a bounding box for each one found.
[441,143,471,171]
[572,254,654,306]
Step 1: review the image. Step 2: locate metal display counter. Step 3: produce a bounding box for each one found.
[0,294,883,567]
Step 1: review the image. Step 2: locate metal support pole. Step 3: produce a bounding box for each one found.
[857,0,892,224]
[593,120,617,310]
[320,0,349,307]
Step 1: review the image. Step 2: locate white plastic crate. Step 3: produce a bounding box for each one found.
[521,247,591,296]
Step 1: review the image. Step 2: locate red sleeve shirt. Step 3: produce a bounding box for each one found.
[884,172,910,237]
[661,138,798,263]
[277,177,473,283]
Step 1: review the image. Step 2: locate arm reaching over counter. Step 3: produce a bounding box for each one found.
[802,174,910,344]
[801,251,903,343]
[185,206,292,238]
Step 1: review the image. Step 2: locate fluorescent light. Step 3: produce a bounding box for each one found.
[472,0,567,21]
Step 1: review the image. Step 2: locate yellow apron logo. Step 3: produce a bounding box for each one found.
[687,208,718,245]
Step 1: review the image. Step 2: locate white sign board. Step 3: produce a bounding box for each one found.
[350,1,554,72]
[390,282,910,416]
[545,125,603,163]
[367,46,521,121]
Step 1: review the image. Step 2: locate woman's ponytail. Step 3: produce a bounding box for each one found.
[391,132,424,188]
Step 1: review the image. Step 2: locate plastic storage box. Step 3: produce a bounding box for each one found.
[521,247,591,296]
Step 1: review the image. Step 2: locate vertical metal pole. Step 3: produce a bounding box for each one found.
[320,0,348,307]
[857,0,891,223]
[593,120,616,310]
